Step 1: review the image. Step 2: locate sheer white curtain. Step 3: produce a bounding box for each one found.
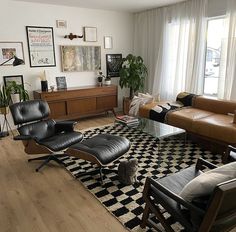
[218,0,236,100]
[134,0,207,100]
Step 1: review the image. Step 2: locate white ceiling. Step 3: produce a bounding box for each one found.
[13,0,185,13]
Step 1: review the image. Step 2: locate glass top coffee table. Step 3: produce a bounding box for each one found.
[117,117,186,149]
[136,117,185,140]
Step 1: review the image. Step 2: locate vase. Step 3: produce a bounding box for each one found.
[41,80,48,92]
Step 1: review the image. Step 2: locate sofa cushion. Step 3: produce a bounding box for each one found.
[193,96,236,115]
[166,108,214,131]
[192,114,236,144]
[179,162,236,202]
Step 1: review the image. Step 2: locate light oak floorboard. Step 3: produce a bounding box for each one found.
[0,114,128,232]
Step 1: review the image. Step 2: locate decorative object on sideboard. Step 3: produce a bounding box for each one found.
[3,75,29,103]
[56,76,67,90]
[64,33,83,40]
[106,54,122,77]
[97,71,105,87]
[26,26,56,67]
[119,54,148,99]
[39,70,48,92]
[105,76,111,86]
[50,85,55,92]
[0,42,25,66]
[61,45,101,72]
[83,27,97,42]
[56,20,67,28]
[104,36,113,49]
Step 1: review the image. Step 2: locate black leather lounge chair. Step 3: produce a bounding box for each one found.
[10,100,130,183]
[10,99,83,172]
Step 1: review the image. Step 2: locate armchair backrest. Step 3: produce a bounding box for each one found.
[10,100,56,141]
[10,99,50,125]
[200,179,236,232]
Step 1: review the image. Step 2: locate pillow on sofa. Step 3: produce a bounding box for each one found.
[176,92,197,106]
[129,93,154,116]
[179,162,236,202]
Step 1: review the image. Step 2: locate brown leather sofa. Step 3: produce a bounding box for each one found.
[166,96,236,146]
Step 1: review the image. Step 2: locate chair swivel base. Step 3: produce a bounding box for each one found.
[75,167,118,184]
[28,154,66,172]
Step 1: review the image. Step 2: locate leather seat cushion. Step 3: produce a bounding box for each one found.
[192,114,236,144]
[167,108,214,131]
[151,166,202,228]
[69,134,130,165]
[38,131,83,151]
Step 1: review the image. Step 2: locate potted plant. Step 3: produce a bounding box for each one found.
[105,76,111,86]
[6,81,29,103]
[0,85,10,114]
[119,54,148,99]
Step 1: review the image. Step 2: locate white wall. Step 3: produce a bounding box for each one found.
[0,0,133,127]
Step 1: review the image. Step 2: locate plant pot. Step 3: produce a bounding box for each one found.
[105,80,111,86]
[0,106,9,115]
[11,93,21,104]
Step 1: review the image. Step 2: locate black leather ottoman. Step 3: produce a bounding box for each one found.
[66,134,130,182]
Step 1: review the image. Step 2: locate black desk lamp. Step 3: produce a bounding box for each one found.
[0,55,25,137]
[0,55,25,66]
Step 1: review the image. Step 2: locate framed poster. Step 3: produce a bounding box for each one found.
[0,42,24,66]
[83,27,97,42]
[104,36,113,49]
[26,26,56,67]
[3,75,24,88]
[61,45,101,72]
[106,54,122,77]
[56,76,67,89]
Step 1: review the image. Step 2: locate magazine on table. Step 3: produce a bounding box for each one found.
[116,115,139,123]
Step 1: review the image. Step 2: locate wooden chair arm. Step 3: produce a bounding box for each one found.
[144,177,205,216]
[196,158,218,170]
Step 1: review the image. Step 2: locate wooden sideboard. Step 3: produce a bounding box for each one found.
[33,85,117,120]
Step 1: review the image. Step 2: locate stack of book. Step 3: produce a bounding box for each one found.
[115,115,139,127]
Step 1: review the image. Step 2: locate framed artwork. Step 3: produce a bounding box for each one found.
[106,54,122,77]
[56,76,67,89]
[3,75,24,88]
[61,45,101,72]
[83,27,97,42]
[56,20,67,28]
[104,36,113,49]
[26,26,56,67]
[0,42,24,66]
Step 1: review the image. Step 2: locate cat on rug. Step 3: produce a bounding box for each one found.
[118,158,138,185]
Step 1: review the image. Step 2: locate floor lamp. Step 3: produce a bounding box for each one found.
[0,55,25,138]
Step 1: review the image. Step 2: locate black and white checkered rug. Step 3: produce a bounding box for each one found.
[61,123,222,232]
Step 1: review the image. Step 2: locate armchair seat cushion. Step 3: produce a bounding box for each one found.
[151,166,202,227]
[38,131,83,151]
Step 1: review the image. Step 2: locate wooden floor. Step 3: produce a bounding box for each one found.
[0,114,128,232]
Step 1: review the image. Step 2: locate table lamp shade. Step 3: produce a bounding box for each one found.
[0,55,24,66]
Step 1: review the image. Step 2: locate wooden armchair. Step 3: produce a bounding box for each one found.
[141,158,236,232]
[223,145,236,163]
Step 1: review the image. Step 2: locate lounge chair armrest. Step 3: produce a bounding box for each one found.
[13,135,32,141]
[55,120,77,132]
[196,158,218,170]
[145,177,205,216]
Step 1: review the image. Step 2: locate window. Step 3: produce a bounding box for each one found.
[203,18,227,96]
